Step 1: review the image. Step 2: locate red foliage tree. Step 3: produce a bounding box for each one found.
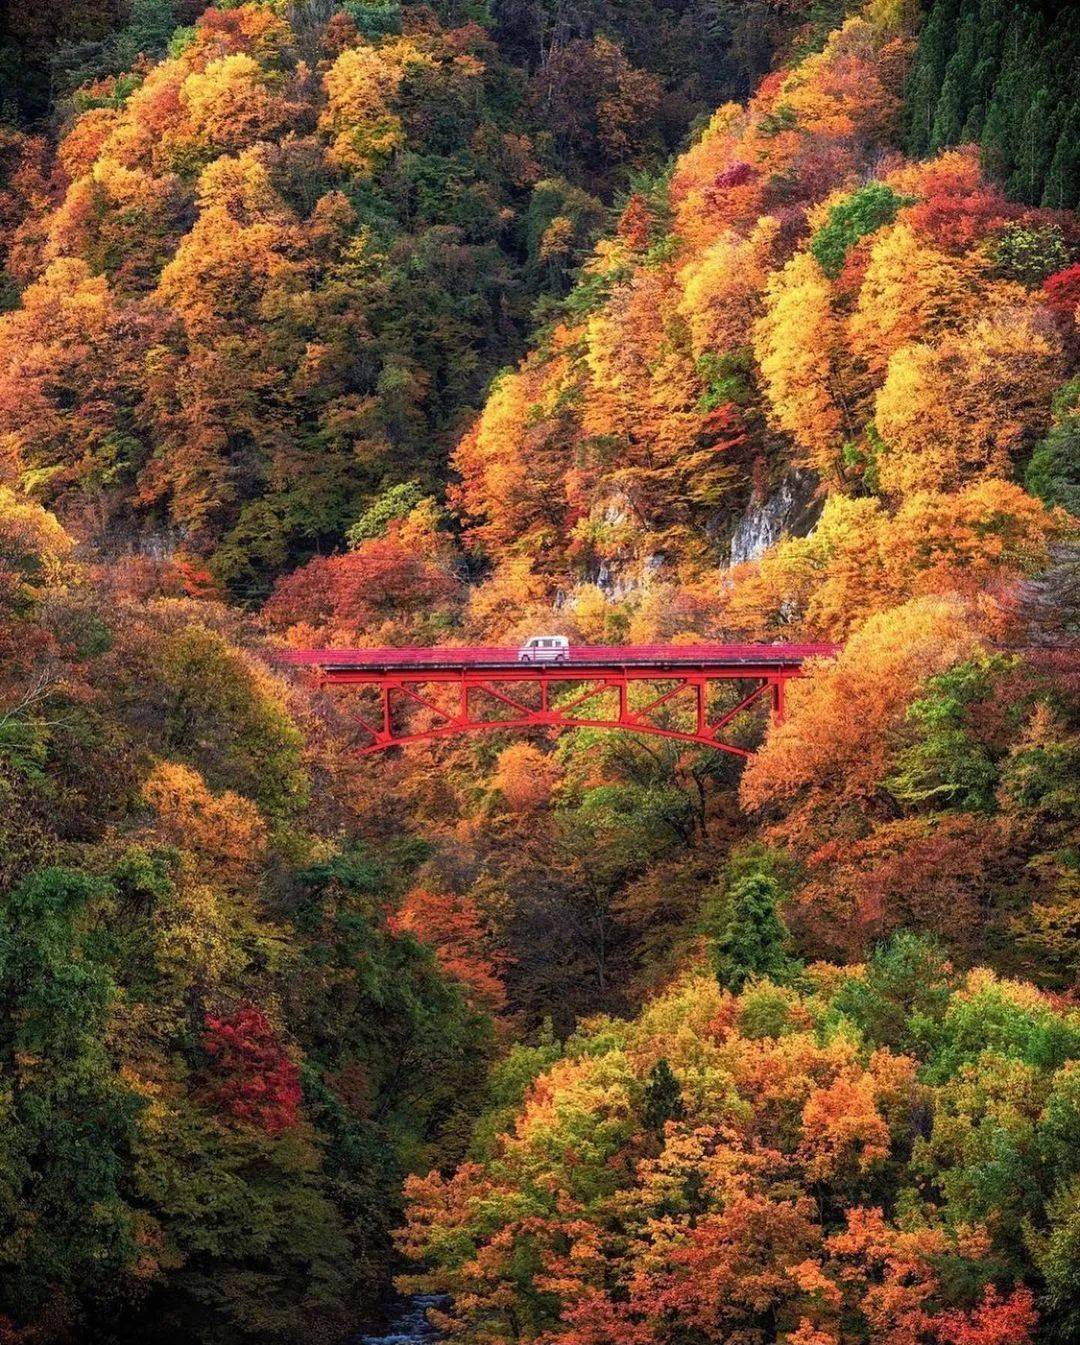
[900,167,1015,251]
[1043,263,1080,317]
[202,1004,302,1133]
[264,534,461,640]
[1043,263,1080,353]
[390,888,507,1013]
[932,1285,1038,1345]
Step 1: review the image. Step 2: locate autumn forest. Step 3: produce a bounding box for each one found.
[0,0,1078,1341]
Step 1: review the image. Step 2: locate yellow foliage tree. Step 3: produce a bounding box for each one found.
[678,217,781,360]
[849,221,983,379]
[181,53,290,155]
[754,252,849,478]
[875,299,1063,495]
[464,556,555,640]
[320,40,436,174]
[0,487,73,582]
[0,257,146,493]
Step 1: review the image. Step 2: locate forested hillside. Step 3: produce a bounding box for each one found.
[0,0,799,594]
[0,496,497,1339]
[0,0,1078,1341]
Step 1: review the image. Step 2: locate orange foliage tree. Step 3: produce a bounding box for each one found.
[390,888,507,1013]
[739,595,983,844]
[141,760,267,880]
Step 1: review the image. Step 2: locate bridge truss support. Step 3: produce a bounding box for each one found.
[315,663,802,757]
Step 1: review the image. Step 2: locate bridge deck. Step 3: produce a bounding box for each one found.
[276,642,836,673]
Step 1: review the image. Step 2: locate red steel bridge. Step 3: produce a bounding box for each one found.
[277,643,835,758]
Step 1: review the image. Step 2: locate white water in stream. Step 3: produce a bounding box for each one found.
[357,1294,448,1343]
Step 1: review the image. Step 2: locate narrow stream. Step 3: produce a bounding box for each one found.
[357,1294,448,1343]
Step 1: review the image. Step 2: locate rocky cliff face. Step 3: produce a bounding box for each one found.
[729,469,822,566]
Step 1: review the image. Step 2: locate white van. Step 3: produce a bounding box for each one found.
[517,635,570,663]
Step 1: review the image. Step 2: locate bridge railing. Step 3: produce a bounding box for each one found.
[274,642,837,669]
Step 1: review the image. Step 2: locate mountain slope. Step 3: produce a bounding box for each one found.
[905,0,1079,208]
[0,1,1077,1341]
[0,0,805,595]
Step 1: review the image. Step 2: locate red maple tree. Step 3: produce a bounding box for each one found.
[202,1004,302,1133]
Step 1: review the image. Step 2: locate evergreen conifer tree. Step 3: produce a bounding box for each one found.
[643,1058,686,1133]
[711,868,799,993]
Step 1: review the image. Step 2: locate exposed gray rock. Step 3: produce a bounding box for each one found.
[729,469,822,566]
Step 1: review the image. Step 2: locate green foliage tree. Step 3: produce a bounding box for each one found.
[342,0,404,40]
[832,931,956,1056]
[886,658,1005,812]
[469,1019,563,1158]
[286,851,493,1277]
[904,0,959,155]
[346,480,427,546]
[809,183,909,279]
[709,849,799,993]
[132,1102,353,1344]
[990,223,1070,287]
[153,625,309,824]
[113,0,179,68]
[1040,1175,1080,1342]
[1043,105,1080,210]
[1026,379,1080,516]
[0,869,142,1331]
[642,1056,685,1132]
[906,0,1080,206]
